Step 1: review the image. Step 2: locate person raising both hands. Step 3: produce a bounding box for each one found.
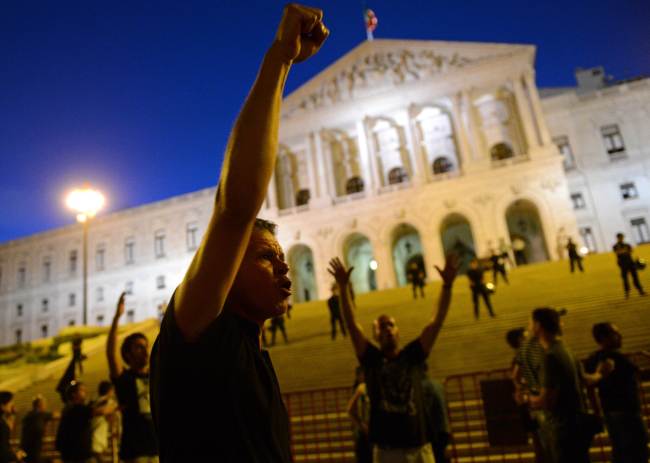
[328,255,459,463]
[149,5,328,462]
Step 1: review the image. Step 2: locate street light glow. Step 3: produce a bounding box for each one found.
[66,187,105,222]
[369,259,378,270]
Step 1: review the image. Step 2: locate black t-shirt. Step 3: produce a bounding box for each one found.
[55,404,93,460]
[112,369,158,458]
[466,268,484,287]
[360,339,428,448]
[0,418,17,463]
[327,296,340,317]
[20,410,53,460]
[584,349,641,413]
[150,297,291,462]
[613,242,634,267]
[566,242,579,258]
[541,341,585,422]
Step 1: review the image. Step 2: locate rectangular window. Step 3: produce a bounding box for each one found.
[154,230,166,258]
[16,304,23,317]
[156,275,166,289]
[69,293,76,307]
[579,227,597,252]
[41,325,48,338]
[570,192,586,210]
[620,182,638,200]
[127,309,135,324]
[630,217,650,244]
[17,264,26,288]
[601,124,626,160]
[69,250,78,275]
[96,286,104,302]
[43,257,51,283]
[553,136,575,170]
[186,222,199,252]
[42,299,49,313]
[125,281,134,295]
[68,319,76,327]
[96,245,106,271]
[15,329,22,344]
[96,315,105,326]
[125,237,135,265]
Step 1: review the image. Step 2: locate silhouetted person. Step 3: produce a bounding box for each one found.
[56,337,85,403]
[1,391,25,463]
[566,238,583,273]
[56,382,116,463]
[327,284,346,340]
[347,367,371,463]
[527,308,604,463]
[328,254,458,462]
[107,293,158,463]
[421,364,450,463]
[498,238,514,267]
[20,396,54,463]
[613,233,645,297]
[512,237,527,266]
[270,314,288,345]
[466,258,495,319]
[585,323,648,463]
[149,6,328,461]
[406,262,425,299]
[489,249,508,285]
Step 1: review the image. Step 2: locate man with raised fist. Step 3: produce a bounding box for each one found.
[149,5,328,462]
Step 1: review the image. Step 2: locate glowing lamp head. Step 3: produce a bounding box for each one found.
[66,187,105,222]
[579,246,589,256]
[369,259,378,271]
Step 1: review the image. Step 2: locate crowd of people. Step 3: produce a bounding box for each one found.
[0,5,648,463]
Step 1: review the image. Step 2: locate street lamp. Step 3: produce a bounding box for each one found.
[66,186,105,325]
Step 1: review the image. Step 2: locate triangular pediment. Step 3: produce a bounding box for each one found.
[282,39,533,118]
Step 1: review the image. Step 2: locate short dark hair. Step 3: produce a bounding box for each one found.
[592,322,614,344]
[120,333,148,364]
[65,381,83,402]
[0,391,13,407]
[254,218,277,235]
[532,308,561,336]
[616,232,624,239]
[98,381,114,396]
[32,395,44,409]
[506,328,525,349]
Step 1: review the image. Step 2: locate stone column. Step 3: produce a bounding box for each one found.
[362,118,382,195]
[450,93,473,173]
[523,71,553,146]
[462,89,488,166]
[511,76,540,153]
[398,108,425,185]
[318,130,339,200]
[266,172,278,211]
[355,120,375,197]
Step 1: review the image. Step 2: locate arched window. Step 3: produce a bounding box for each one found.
[295,189,310,206]
[432,157,453,175]
[346,176,365,194]
[490,142,514,161]
[388,167,408,185]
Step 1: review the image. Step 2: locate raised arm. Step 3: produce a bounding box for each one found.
[419,255,459,356]
[174,5,328,340]
[328,258,369,358]
[107,292,125,379]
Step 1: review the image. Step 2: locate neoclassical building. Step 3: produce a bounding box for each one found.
[1,40,648,346]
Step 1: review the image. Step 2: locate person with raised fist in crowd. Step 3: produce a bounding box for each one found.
[328,254,458,463]
[585,323,648,463]
[107,293,158,462]
[149,5,328,461]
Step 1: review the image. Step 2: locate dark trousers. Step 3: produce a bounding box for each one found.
[514,250,527,266]
[271,321,287,344]
[569,256,583,273]
[471,286,494,319]
[546,419,593,463]
[492,266,508,285]
[330,314,346,339]
[411,281,425,298]
[432,432,450,463]
[605,411,649,463]
[620,265,644,294]
[354,434,372,463]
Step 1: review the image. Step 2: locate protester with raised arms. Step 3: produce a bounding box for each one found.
[150,5,328,461]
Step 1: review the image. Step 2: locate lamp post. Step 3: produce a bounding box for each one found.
[66,187,105,325]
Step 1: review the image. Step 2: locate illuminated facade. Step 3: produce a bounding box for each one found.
[1,40,648,346]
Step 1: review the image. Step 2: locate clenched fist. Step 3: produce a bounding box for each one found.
[273,4,329,64]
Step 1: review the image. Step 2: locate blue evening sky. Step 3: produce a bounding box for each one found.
[1,0,648,243]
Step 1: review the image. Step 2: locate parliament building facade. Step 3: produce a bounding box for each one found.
[1,40,649,346]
